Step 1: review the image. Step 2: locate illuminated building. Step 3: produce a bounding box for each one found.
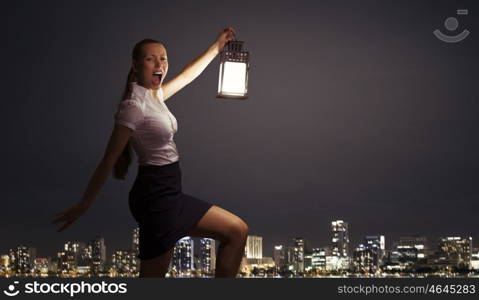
[325,255,350,271]
[132,227,139,257]
[331,220,350,258]
[0,255,10,273]
[312,247,330,270]
[245,235,263,259]
[64,241,85,269]
[365,235,385,256]
[428,236,473,270]
[353,237,383,274]
[56,251,71,274]
[292,237,305,272]
[111,250,136,276]
[471,248,479,270]
[130,228,140,273]
[9,246,36,274]
[397,236,427,259]
[273,245,286,269]
[384,236,428,271]
[199,238,216,273]
[33,258,49,276]
[364,235,386,265]
[172,237,194,274]
[90,236,106,273]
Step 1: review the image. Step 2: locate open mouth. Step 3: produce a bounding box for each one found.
[153,71,163,84]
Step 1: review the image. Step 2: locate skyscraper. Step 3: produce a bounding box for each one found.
[273,245,286,269]
[312,247,330,271]
[245,235,263,259]
[353,244,377,273]
[111,250,136,275]
[353,235,385,274]
[63,241,83,270]
[391,236,428,267]
[199,238,216,274]
[292,237,305,272]
[132,227,139,256]
[90,236,106,273]
[172,237,194,274]
[56,250,71,275]
[364,235,386,264]
[331,220,350,258]
[293,238,304,262]
[128,228,140,274]
[0,255,10,272]
[436,236,473,269]
[9,245,35,274]
[33,258,49,275]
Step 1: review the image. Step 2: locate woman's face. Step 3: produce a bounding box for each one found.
[133,43,168,90]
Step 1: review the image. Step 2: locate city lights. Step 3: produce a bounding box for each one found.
[1,224,478,278]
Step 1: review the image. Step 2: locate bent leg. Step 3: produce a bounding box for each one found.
[187,205,249,277]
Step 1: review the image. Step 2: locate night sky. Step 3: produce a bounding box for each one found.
[3,0,479,259]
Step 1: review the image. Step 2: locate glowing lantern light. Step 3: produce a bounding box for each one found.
[217,40,250,99]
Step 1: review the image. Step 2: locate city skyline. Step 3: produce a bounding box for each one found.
[3,219,478,278]
[2,218,477,261]
[3,220,476,264]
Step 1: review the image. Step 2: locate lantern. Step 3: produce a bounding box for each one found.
[217,40,250,99]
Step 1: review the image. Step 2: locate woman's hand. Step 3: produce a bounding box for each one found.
[51,202,89,232]
[163,26,238,96]
[215,26,236,53]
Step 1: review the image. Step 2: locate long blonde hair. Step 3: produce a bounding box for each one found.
[113,38,162,180]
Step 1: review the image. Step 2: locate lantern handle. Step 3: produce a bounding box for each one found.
[225,40,244,52]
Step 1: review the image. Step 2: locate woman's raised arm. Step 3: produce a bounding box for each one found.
[51,124,133,232]
[162,27,236,101]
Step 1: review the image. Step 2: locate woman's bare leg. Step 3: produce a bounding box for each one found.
[139,247,174,278]
[187,205,249,278]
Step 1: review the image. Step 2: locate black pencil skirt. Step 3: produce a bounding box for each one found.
[128,160,213,260]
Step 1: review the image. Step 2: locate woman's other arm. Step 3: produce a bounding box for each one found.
[51,124,133,232]
[162,26,236,101]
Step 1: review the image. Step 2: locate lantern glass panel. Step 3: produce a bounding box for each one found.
[219,61,247,97]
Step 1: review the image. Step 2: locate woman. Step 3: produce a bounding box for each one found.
[52,27,249,278]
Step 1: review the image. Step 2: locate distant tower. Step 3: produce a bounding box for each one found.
[90,236,106,272]
[112,249,137,275]
[200,238,216,273]
[0,255,10,270]
[173,237,194,274]
[293,237,305,272]
[331,220,350,257]
[9,245,35,274]
[273,245,286,269]
[365,235,386,263]
[64,241,85,269]
[293,237,305,262]
[245,235,263,259]
[393,236,428,264]
[438,236,473,268]
[312,247,330,270]
[353,235,385,273]
[129,227,140,274]
[132,227,140,255]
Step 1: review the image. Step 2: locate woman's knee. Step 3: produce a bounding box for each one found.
[227,218,249,244]
[188,205,249,244]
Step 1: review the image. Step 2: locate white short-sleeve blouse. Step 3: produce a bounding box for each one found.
[114,82,179,166]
